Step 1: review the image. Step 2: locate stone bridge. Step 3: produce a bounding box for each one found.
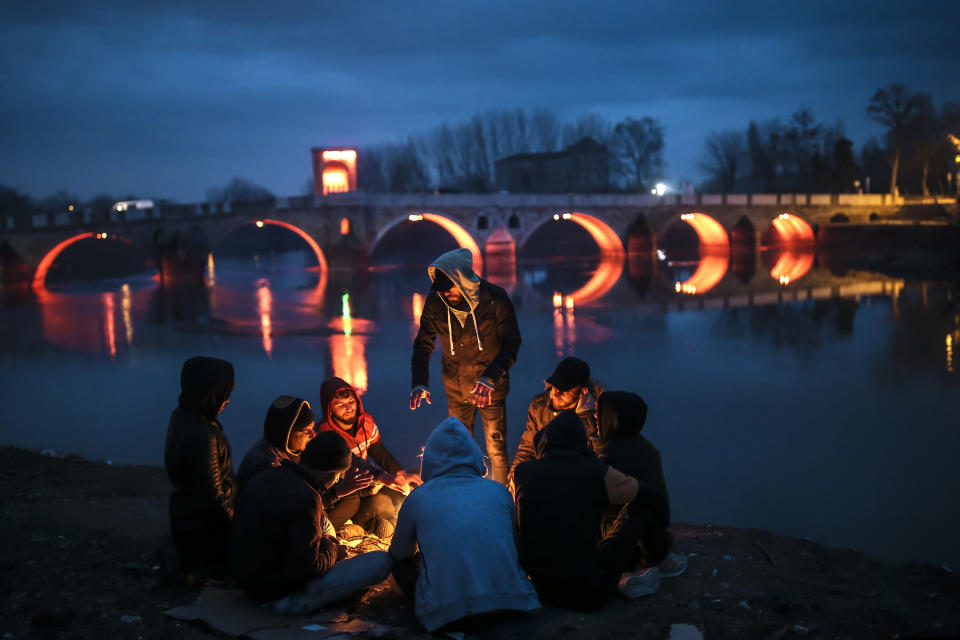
[1,191,954,302]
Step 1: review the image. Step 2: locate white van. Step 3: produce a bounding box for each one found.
[113,200,154,220]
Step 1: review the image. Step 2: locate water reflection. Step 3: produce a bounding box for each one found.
[673,250,729,295]
[33,278,156,358]
[765,248,815,286]
[328,292,370,393]
[255,278,274,358]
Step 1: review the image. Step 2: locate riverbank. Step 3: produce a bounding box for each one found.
[2,445,958,640]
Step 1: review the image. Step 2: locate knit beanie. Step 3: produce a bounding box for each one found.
[300,431,352,473]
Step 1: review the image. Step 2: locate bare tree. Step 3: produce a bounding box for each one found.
[206,178,274,203]
[611,117,665,191]
[700,130,746,192]
[562,113,614,147]
[866,83,934,196]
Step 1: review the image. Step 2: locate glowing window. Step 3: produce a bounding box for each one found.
[340,218,351,235]
[323,165,350,195]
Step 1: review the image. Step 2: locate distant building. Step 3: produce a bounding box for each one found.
[494,137,609,193]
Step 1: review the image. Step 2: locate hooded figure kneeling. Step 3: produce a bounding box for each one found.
[231,432,393,613]
[389,417,540,633]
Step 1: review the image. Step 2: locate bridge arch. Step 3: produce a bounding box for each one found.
[663,212,730,295]
[32,232,156,291]
[518,211,625,306]
[369,212,483,275]
[763,212,815,247]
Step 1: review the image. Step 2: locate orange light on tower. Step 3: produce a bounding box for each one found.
[340,217,351,235]
[313,148,358,196]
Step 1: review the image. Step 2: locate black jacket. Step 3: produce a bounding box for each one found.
[230,460,339,601]
[595,391,670,528]
[412,280,521,403]
[164,357,237,536]
[514,411,610,582]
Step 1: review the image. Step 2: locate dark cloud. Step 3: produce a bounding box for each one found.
[1,1,957,200]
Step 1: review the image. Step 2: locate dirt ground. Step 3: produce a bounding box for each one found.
[1,446,958,640]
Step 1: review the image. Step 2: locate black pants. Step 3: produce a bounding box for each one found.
[327,488,404,538]
[446,396,509,485]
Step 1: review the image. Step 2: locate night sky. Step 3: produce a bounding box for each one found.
[2,1,957,202]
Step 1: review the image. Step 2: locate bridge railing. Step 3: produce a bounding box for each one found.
[2,192,955,233]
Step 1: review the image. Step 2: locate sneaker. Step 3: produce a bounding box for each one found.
[659,552,688,578]
[618,567,661,598]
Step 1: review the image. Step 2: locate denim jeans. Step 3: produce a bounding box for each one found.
[446,397,509,485]
[267,550,393,615]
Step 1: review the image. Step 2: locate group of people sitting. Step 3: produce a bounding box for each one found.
[164,354,684,633]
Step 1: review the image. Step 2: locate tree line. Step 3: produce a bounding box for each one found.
[699,83,960,196]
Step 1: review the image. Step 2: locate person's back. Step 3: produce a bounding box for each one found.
[594,391,670,531]
[389,417,539,632]
[164,356,237,573]
[514,411,645,609]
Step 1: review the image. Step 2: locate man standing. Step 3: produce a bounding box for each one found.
[508,357,602,484]
[410,248,521,485]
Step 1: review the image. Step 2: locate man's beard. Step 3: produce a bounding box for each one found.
[550,397,577,412]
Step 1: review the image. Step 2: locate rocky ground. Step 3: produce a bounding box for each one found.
[1,446,958,640]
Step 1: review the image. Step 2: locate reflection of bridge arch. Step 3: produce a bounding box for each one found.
[669,213,730,295]
[32,232,155,291]
[369,212,483,275]
[519,211,625,306]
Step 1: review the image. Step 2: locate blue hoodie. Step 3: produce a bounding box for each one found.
[388,417,540,631]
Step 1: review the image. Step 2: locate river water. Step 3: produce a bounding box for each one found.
[1,248,957,569]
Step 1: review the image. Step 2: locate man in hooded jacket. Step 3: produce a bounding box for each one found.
[317,377,420,538]
[232,432,393,611]
[164,355,237,574]
[409,248,521,485]
[389,417,540,632]
[236,396,316,489]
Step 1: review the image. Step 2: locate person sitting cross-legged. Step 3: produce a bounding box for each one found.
[389,417,541,633]
[514,410,657,610]
[231,432,392,613]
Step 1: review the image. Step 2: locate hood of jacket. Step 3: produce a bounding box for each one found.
[178,356,234,423]
[534,410,595,459]
[597,391,648,439]
[429,248,481,321]
[263,395,312,454]
[420,416,486,482]
[319,377,366,425]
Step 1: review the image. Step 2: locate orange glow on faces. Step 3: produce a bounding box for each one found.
[769,249,815,285]
[563,212,625,306]
[674,214,731,295]
[418,213,484,274]
[769,213,815,246]
[32,232,97,290]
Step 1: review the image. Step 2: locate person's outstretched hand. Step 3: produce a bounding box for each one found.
[333,468,373,499]
[409,386,431,410]
[471,377,494,407]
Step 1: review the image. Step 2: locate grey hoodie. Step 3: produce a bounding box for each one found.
[389,417,540,631]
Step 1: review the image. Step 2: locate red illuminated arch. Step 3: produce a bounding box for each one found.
[369,212,483,275]
[32,232,154,291]
[254,219,328,306]
[672,213,730,295]
[517,212,625,305]
[765,213,815,247]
